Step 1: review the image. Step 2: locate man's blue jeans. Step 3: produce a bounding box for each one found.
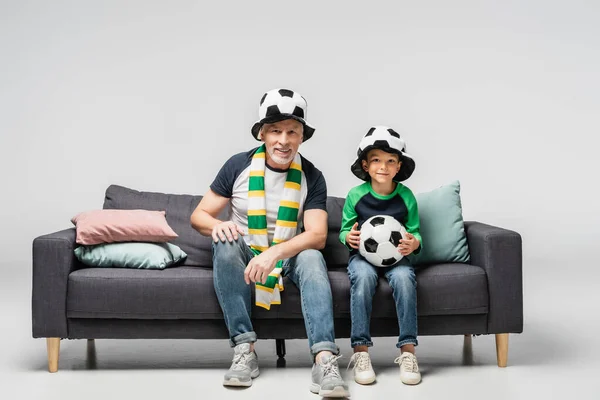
[347,254,418,348]
[212,238,339,357]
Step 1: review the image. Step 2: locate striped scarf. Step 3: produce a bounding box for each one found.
[248,144,303,310]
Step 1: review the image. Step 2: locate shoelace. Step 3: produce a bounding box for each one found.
[321,355,343,379]
[394,353,418,372]
[347,353,371,372]
[231,352,253,371]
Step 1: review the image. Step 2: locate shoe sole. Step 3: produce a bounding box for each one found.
[355,375,376,385]
[310,383,350,398]
[223,369,260,387]
[400,375,421,385]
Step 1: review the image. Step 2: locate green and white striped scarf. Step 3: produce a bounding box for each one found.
[248,144,303,310]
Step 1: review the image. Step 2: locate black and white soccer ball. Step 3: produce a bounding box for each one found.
[359,215,407,267]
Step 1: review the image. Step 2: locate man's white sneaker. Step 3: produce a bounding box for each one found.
[394,352,421,385]
[310,354,350,398]
[223,343,259,387]
[348,352,376,385]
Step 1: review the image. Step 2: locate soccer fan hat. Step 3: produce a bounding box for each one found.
[251,88,315,142]
[351,126,416,182]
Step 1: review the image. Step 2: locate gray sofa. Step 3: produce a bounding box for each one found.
[32,185,523,372]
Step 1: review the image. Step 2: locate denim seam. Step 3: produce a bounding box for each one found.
[298,272,317,346]
[397,339,418,347]
[351,341,373,347]
[212,252,231,336]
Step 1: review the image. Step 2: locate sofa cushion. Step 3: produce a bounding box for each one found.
[67,263,488,319]
[323,197,350,268]
[67,267,222,319]
[411,181,470,265]
[102,185,217,267]
[103,185,350,268]
[71,209,178,245]
[74,242,187,270]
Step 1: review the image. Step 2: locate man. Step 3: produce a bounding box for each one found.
[191,88,349,398]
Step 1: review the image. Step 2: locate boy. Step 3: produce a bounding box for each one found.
[339,126,422,385]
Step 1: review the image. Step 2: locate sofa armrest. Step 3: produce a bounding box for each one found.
[464,221,523,334]
[32,228,81,338]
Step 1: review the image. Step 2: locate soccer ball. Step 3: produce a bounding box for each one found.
[359,215,407,267]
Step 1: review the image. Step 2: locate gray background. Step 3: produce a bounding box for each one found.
[1,1,599,398]
[2,0,599,272]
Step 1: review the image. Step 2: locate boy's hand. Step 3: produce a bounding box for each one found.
[346,222,361,249]
[398,232,420,256]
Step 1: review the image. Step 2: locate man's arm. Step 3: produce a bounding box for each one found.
[244,208,328,284]
[274,208,328,258]
[191,189,243,242]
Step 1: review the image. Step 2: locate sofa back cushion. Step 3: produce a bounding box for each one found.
[324,196,350,267]
[103,185,348,268]
[103,185,215,267]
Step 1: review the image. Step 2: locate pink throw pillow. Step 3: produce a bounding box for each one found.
[71,209,178,245]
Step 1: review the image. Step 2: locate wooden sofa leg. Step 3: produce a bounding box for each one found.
[495,333,509,367]
[47,338,60,373]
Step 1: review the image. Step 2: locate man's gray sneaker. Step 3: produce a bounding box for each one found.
[223,343,259,387]
[310,354,350,398]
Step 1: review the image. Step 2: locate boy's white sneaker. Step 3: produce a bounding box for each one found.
[395,352,421,385]
[348,352,376,385]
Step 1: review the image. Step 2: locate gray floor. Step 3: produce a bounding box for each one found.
[3,262,599,400]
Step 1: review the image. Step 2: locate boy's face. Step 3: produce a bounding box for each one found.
[361,149,401,185]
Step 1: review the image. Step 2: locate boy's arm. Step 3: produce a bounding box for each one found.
[402,189,423,254]
[339,196,359,247]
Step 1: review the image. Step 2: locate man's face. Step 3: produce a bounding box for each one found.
[259,119,304,168]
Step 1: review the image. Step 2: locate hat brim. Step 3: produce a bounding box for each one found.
[351,146,416,182]
[251,114,315,142]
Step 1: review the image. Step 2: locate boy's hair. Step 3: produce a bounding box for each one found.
[364,147,401,160]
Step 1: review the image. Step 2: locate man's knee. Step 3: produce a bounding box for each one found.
[295,249,326,269]
[294,249,328,280]
[212,239,248,269]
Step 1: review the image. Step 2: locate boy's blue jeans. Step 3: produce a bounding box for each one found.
[347,254,418,348]
[212,238,340,357]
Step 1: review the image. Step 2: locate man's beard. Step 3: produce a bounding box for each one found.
[267,147,295,165]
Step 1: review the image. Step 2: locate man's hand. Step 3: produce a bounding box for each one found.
[346,222,361,249]
[398,232,420,256]
[244,248,279,284]
[212,221,245,243]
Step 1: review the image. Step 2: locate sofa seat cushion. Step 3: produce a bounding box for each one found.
[67,267,222,319]
[67,263,488,319]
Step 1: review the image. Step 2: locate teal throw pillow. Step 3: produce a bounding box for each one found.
[410,181,470,265]
[74,242,187,269]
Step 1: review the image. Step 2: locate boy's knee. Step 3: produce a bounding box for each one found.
[350,267,378,287]
[390,266,416,286]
